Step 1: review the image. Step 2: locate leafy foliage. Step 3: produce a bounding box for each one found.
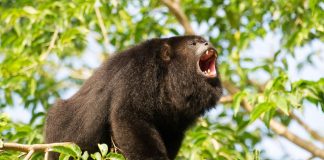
[50,144,125,160]
[0,0,323,159]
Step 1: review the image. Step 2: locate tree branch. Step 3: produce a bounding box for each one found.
[248,80,324,143]
[289,112,324,143]
[44,150,49,160]
[268,116,324,158]
[23,150,34,160]
[226,82,324,159]
[40,27,59,61]
[162,2,324,157]
[160,0,195,35]
[0,142,73,160]
[95,5,110,53]
[219,95,233,104]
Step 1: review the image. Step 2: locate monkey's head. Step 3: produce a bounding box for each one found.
[157,35,222,108]
[160,36,220,82]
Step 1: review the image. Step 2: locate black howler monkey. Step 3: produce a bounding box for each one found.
[45,35,222,160]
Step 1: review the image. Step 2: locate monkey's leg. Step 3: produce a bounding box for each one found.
[111,115,170,160]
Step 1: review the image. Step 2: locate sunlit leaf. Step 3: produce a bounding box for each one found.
[91,152,102,160]
[98,143,108,157]
[233,91,247,116]
[250,102,276,124]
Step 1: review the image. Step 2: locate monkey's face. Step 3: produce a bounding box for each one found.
[189,38,218,79]
[162,36,222,109]
[165,36,219,80]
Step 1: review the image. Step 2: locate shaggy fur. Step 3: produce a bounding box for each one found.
[45,35,222,160]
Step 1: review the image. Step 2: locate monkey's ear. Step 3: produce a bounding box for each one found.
[160,43,171,62]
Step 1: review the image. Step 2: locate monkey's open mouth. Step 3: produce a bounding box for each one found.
[198,48,217,78]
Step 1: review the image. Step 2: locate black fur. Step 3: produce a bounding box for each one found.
[45,35,222,160]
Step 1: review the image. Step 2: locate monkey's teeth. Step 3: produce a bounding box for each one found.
[208,69,210,73]
[206,51,209,55]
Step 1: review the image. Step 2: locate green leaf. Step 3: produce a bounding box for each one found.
[71,144,82,157]
[30,79,36,96]
[91,152,102,160]
[98,144,108,157]
[23,6,39,14]
[237,120,250,134]
[288,93,302,108]
[233,91,247,116]
[4,90,13,106]
[253,149,261,160]
[272,93,289,115]
[264,80,274,96]
[169,28,180,35]
[263,107,276,128]
[59,154,71,160]
[106,152,126,160]
[250,102,276,124]
[51,144,79,158]
[82,151,89,160]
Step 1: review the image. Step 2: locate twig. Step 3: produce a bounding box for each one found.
[160,0,195,35]
[307,155,316,160]
[247,79,266,92]
[110,136,122,153]
[274,136,290,157]
[95,6,110,53]
[18,152,27,158]
[40,27,59,61]
[219,95,233,104]
[44,150,49,160]
[23,150,34,160]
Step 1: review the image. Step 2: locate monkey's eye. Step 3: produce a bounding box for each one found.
[190,42,196,45]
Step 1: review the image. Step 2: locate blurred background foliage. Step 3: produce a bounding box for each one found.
[0,0,323,159]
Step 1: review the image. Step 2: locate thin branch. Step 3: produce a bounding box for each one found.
[268,116,324,158]
[219,95,233,104]
[23,150,34,160]
[40,27,59,61]
[110,136,122,153]
[44,150,49,160]
[228,83,324,159]
[95,6,110,53]
[274,136,290,157]
[247,79,266,92]
[160,0,195,35]
[277,109,324,143]
[1,142,72,152]
[1,142,73,160]
[18,152,27,158]
[307,155,316,160]
[161,2,324,156]
[248,80,324,143]
[289,112,324,143]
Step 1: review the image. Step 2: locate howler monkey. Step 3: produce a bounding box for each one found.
[45,35,222,160]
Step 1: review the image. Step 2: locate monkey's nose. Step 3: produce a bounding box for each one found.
[195,39,208,46]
